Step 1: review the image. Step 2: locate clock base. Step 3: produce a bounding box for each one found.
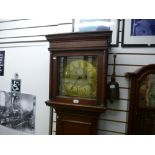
[46,101,106,135]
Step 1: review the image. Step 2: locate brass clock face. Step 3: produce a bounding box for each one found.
[58,56,97,99]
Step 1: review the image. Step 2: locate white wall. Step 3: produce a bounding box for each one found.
[0,19,155,135]
[0,44,51,134]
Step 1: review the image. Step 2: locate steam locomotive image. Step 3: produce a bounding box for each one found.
[0,91,36,134]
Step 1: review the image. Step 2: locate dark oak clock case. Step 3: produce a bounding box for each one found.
[126,64,155,134]
[45,31,112,135]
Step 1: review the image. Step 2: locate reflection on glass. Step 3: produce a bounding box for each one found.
[58,56,97,99]
[138,74,155,107]
[79,19,111,32]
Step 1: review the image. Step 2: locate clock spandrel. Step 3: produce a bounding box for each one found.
[58,56,97,99]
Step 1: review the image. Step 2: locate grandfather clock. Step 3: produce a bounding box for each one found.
[45,31,112,135]
[127,64,155,134]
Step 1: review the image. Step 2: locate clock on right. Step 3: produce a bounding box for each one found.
[126,64,155,135]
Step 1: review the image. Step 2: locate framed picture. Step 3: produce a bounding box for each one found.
[122,19,155,47]
[0,51,5,76]
[73,19,120,47]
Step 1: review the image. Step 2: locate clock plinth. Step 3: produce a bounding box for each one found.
[46,31,112,135]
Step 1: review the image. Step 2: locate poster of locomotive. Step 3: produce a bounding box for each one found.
[0,91,36,134]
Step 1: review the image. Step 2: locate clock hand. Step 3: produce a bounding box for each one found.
[70,76,82,90]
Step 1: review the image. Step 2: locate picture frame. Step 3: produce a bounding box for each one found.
[122,19,155,47]
[0,51,5,76]
[72,19,120,47]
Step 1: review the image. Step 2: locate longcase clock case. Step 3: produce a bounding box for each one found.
[127,64,155,134]
[45,31,112,135]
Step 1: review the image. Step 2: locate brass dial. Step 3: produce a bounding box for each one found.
[61,59,97,99]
